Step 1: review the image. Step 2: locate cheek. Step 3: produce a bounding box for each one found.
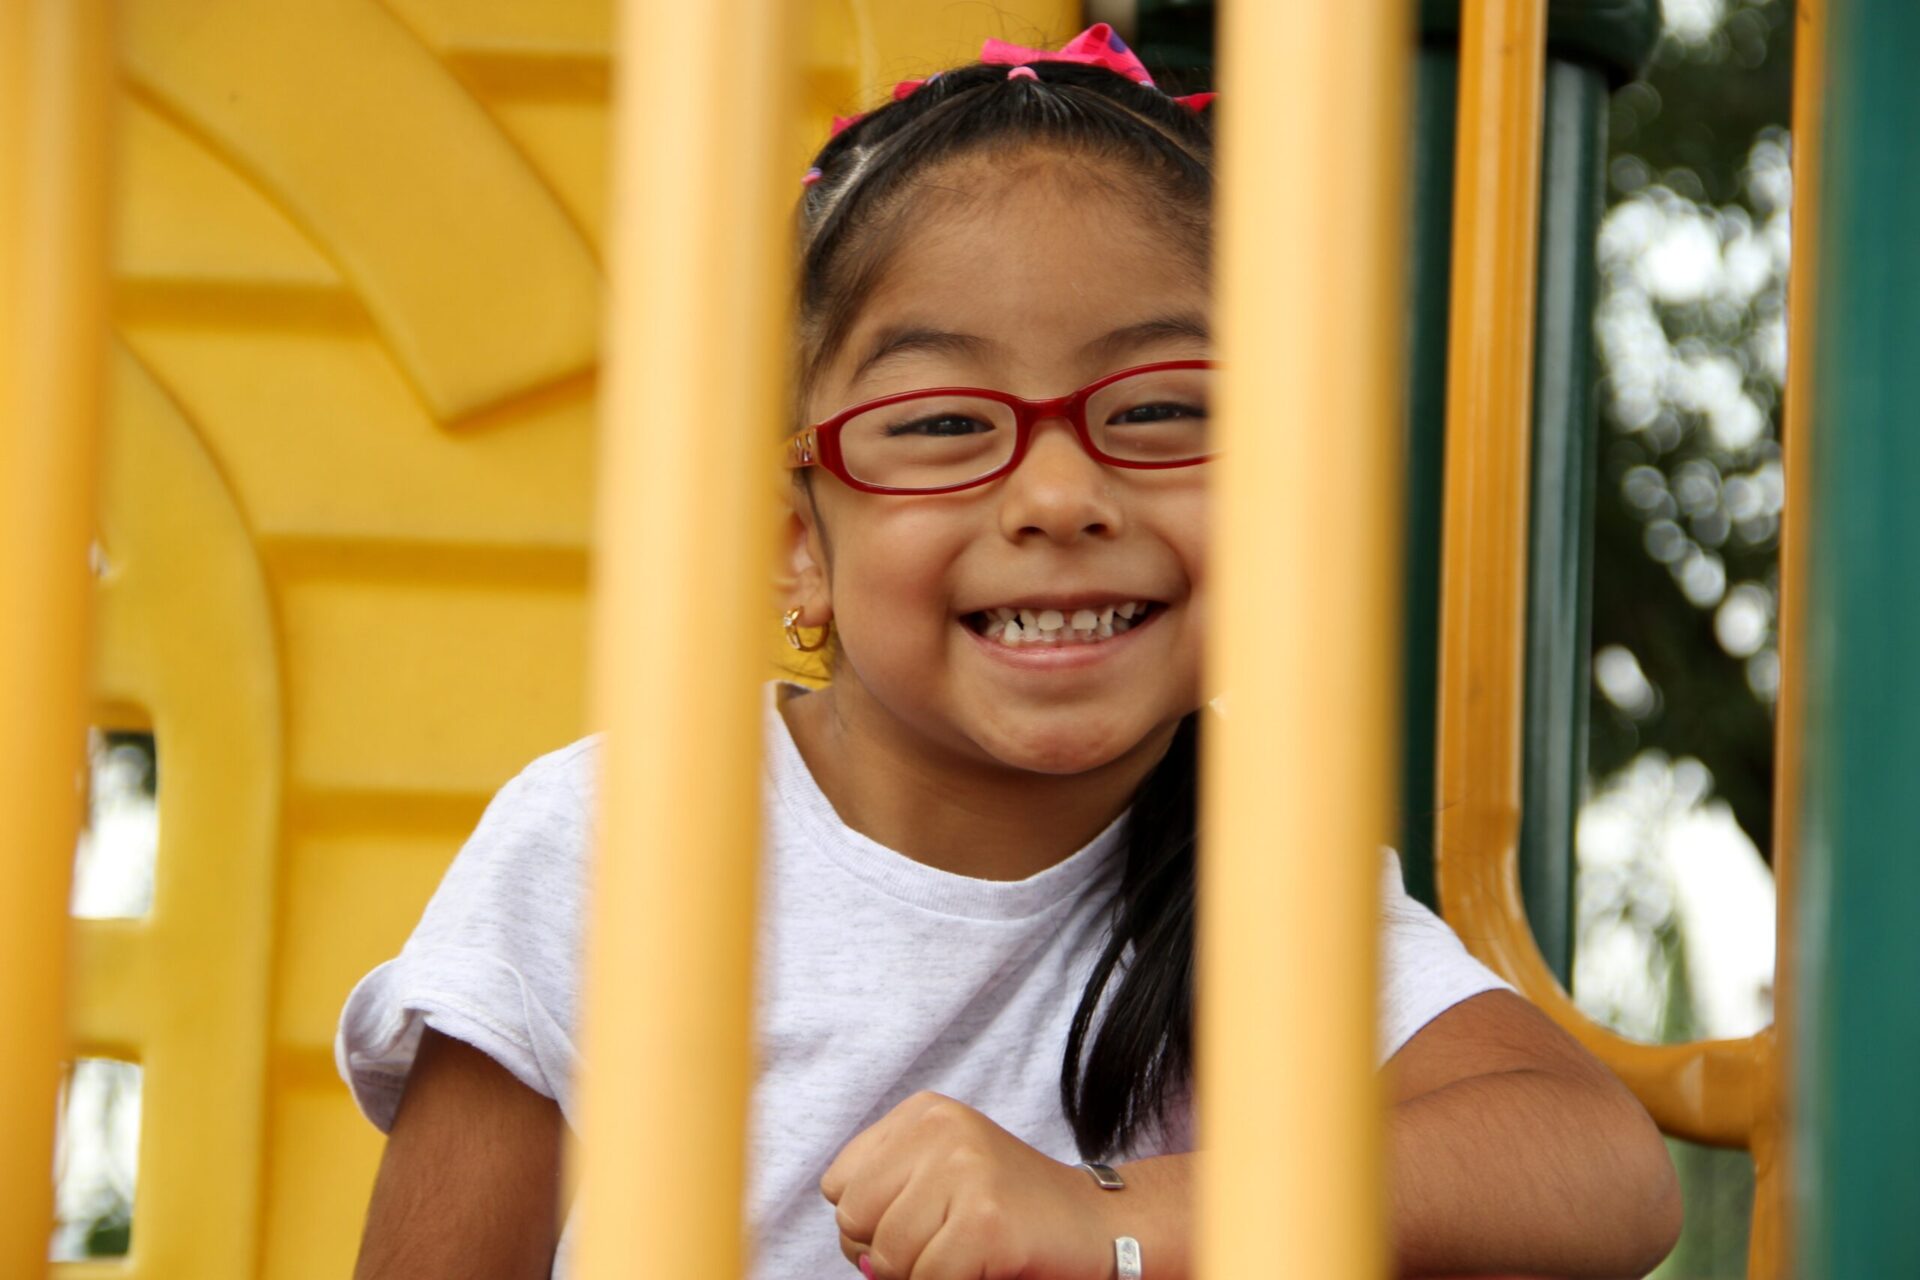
[823,504,974,642]
[1145,481,1209,591]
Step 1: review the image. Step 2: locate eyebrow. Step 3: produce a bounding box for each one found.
[1080,313,1211,365]
[848,312,1211,387]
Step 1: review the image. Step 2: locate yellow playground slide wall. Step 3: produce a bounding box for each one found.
[76,2,1074,1276]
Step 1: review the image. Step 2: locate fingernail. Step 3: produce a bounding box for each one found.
[859,1255,875,1279]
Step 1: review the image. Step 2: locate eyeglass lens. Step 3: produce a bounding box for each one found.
[837,366,1212,490]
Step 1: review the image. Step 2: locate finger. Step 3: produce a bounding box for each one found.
[837,1230,870,1269]
[863,1165,949,1280]
[822,1091,952,1205]
[908,1209,1019,1280]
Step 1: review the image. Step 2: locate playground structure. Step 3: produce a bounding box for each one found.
[3,1,1916,1277]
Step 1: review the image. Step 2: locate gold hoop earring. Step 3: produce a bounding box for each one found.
[782,607,832,653]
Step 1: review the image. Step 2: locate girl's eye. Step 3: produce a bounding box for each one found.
[883,414,995,438]
[1109,400,1206,425]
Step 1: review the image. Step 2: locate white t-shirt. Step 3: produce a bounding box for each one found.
[335,683,1514,1278]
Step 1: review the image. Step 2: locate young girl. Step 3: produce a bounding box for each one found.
[336,26,1680,1280]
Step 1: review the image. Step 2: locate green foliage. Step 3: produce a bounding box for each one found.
[1588,0,1793,859]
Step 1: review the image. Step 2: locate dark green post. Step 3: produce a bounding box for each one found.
[1398,5,1656,980]
[1793,0,1920,1272]
[1514,58,1609,987]
[1134,3,1655,980]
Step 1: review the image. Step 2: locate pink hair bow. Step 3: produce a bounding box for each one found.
[825,23,1214,141]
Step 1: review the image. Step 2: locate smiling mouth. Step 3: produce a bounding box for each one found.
[961,601,1164,647]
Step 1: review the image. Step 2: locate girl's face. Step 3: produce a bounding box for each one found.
[790,150,1209,778]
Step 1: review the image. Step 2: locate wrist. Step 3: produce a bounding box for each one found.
[1080,1153,1194,1280]
[1072,1161,1139,1279]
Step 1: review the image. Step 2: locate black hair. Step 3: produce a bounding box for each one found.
[794,57,1214,415]
[792,54,1215,1161]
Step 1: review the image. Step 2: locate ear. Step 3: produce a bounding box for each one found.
[775,481,832,627]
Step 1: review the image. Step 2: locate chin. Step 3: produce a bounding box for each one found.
[978,710,1161,777]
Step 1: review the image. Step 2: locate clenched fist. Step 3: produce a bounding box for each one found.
[820,1091,1122,1280]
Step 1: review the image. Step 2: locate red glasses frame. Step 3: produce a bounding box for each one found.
[783,358,1216,495]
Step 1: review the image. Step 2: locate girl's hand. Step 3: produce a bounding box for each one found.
[820,1091,1119,1280]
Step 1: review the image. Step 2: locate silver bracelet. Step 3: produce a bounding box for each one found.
[1114,1236,1143,1280]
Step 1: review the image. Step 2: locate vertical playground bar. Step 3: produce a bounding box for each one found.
[1794,0,1920,1273]
[0,2,110,1274]
[573,0,795,1275]
[1199,2,1411,1277]
[1748,1,1826,1272]
[1434,0,1547,976]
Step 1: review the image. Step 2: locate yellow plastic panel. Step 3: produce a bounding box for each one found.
[488,100,612,252]
[862,3,1079,85]
[78,345,283,1278]
[120,0,603,421]
[256,1079,387,1280]
[115,98,340,291]
[117,326,597,547]
[274,822,484,1053]
[381,0,614,57]
[279,572,589,795]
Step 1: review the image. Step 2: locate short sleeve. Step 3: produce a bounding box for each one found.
[333,735,601,1132]
[1375,846,1517,1066]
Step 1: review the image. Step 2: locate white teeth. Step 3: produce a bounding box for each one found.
[978,600,1155,646]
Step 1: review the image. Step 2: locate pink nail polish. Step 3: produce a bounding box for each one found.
[858,1255,875,1279]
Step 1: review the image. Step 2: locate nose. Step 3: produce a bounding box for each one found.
[996,413,1124,543]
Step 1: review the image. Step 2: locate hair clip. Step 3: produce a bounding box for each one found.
[816,24,1213,156]
[800,166,823,187]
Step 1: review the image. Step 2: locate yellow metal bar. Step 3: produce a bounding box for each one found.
[1434,0,1766,1151]
[0,1,110,1272]
[1748,3,1825,1274]
[1199,3,1412,1277]
[1434,0,1549,973]
[573,0,794,1274]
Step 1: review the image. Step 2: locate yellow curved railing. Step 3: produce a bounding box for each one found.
[1434,3,1822,1277]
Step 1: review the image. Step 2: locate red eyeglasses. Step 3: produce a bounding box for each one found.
[783,359,1216,495]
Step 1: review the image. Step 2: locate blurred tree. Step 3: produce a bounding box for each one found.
[1588,0,1794,861]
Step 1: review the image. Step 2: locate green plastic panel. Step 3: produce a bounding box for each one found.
[1792,0,1920,1273]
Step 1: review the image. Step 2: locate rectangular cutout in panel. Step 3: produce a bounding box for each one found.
[50,1058,143,1261]
[72,728,159,919]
